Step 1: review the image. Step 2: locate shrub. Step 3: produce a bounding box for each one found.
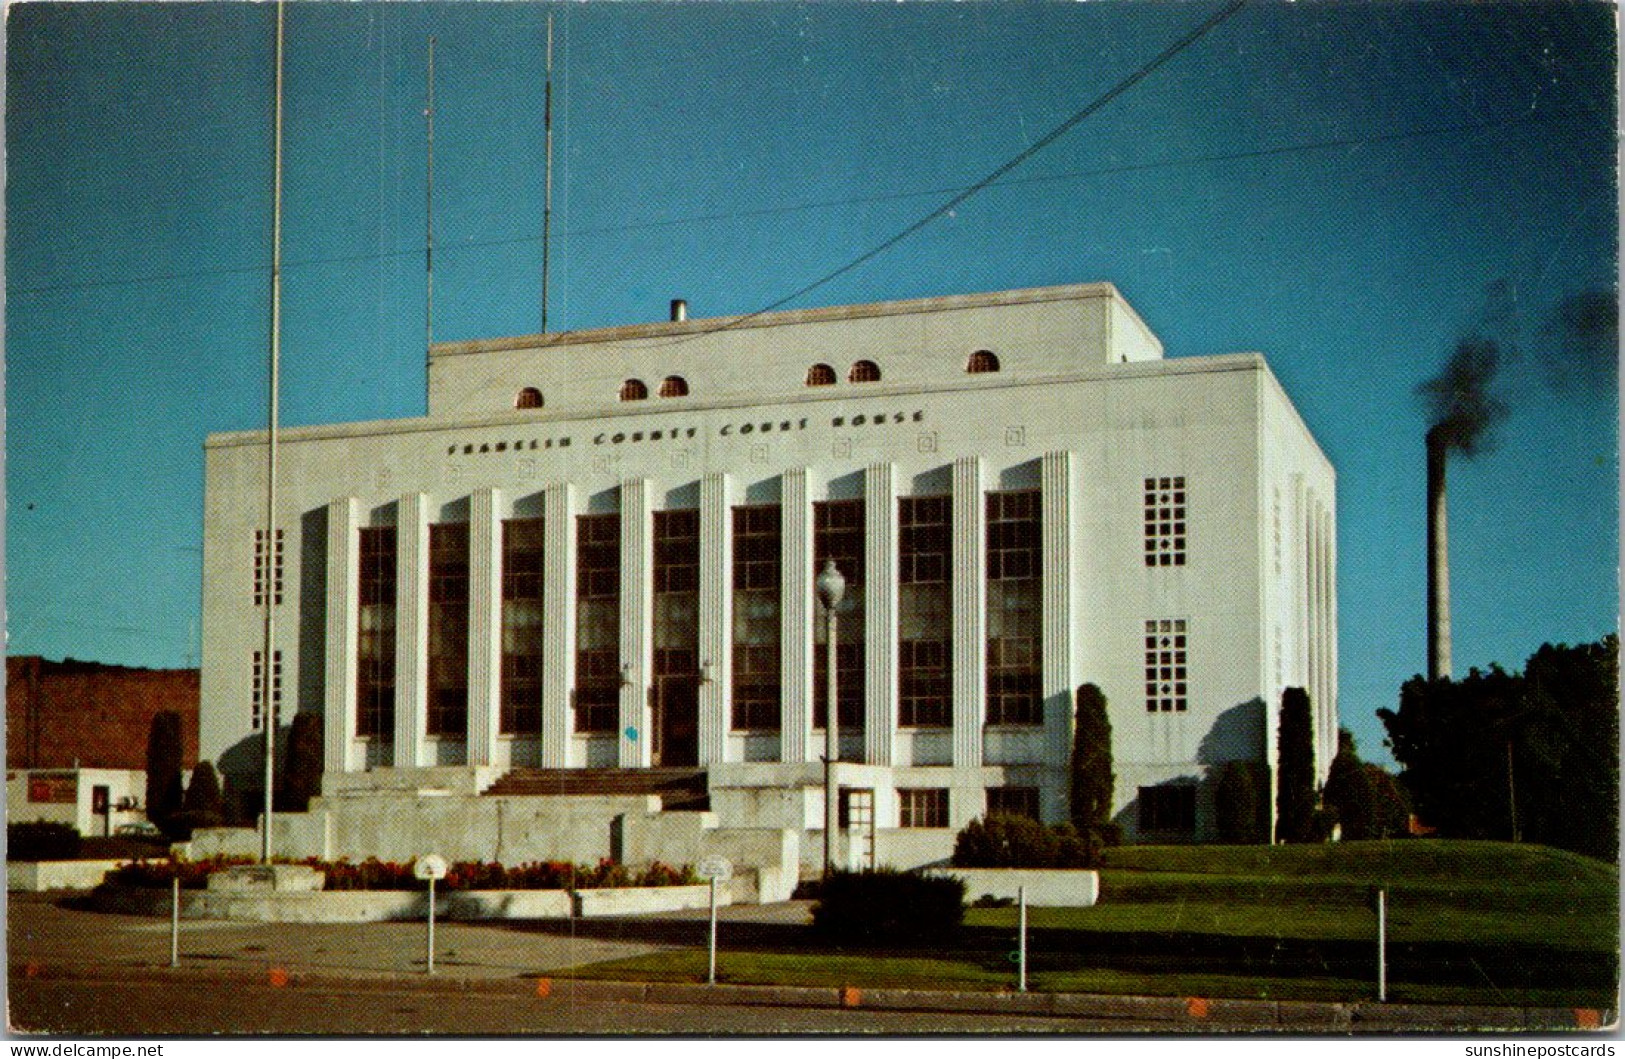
[810,868,966,945]
[9,821,82,862]
[102,855,698,892]
[952,813,1100,868]
[1322,730,1376,839]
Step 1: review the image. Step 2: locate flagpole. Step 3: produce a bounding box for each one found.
[260,0,286,865]
[541,11,554,333]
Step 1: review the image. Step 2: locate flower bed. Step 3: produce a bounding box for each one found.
[103,855,697,891]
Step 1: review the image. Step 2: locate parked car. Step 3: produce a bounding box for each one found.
[115,821,162,838]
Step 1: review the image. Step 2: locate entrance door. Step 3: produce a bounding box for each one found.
[841,788,876,870]
[654,676,699,766]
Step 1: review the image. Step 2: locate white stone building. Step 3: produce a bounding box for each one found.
[198,282,1337,874]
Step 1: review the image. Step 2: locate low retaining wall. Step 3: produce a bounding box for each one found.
[89,882,720,923]
[927,867,1100,907]
[8,860,126,892]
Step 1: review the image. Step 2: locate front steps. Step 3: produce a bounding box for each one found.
[482,767,710,811]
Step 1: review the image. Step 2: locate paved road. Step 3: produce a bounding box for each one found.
[11,978,1106,1035]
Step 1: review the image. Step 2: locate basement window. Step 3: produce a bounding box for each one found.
[806,363,837,387]
[515,387,544,410]
[619,379,649,402]
[848,360,882,384]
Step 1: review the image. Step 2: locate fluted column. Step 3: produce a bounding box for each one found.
[780,468,815,763]
[395,493,431,767]
[863,463,898,765]
[541,482,577,768]
[324,497,360,774]
[1041,451,1076,776]
[619,479,654,767]
[466,487,502,767]
[698,473,734,765]
[950,456,985,768]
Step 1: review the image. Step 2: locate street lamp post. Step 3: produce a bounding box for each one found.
[815,560,846,879]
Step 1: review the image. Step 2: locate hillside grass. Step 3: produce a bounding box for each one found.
[554,839,1618,1008]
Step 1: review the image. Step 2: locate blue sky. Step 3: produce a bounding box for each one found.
[7,2,1617,765]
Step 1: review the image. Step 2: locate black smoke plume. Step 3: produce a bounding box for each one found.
[1418,337,1510,456]
[1417,283,1514,456]
[1544,287,1618,397]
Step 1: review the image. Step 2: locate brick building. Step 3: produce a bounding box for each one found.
[7,656,200,771]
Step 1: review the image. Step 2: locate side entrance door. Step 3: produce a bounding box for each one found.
[653,675,699,766]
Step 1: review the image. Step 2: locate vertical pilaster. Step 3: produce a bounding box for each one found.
[619,479,653,767]
[541,482,577,768]
[951,456,985,768]
[1041,451,1076,775]
[324,497,360,775]
[1325,499,1339,779]
[863,463,898,766]
[698,473,734,765]
[467,487,502,767]
[395,493,431,767]
[780,468,814,763]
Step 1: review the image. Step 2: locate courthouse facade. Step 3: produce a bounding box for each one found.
[199,283,1337,860]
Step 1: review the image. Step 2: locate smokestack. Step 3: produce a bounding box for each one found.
[670,298,688,322]
[1426,426,1451,679]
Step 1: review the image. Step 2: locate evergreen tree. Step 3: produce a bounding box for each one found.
[1322,729,1376,839]
[144,711,184,833]
[1362,763,1412,839]
[180,762,224,829]
[1214,761,1263,844]
[1275,687,1315,843]
[1069,683,1115,841]
[279,712,325,812]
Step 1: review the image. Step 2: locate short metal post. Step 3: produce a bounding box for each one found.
[707,876,719,985]
[426,876,437,976]
[1376,888,1387,1002]
[1017,885,1028,993]
[169,877,180,968]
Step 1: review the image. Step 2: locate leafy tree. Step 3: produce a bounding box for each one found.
[144,711,184,834]
[1322,729,1376,839]
[1275,687,1315,843]
[1069,683,1115,842]
[279,712,325,812]
[1214,761,1264,844]
[1379,636,1618,860]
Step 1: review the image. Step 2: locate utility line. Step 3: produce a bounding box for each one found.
[10,105,1592,301]
[661,0,1249,340]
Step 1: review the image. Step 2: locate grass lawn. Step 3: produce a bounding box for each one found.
[553,839,1618,1008]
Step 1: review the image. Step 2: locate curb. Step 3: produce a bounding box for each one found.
[14,960,1613,1032]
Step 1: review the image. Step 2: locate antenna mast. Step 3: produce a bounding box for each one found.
[260,0,286,866]
[541,12,554,333]
[425,36,437,364]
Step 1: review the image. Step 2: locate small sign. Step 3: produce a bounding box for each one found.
[696,856,732,881]
[414,854,448,881]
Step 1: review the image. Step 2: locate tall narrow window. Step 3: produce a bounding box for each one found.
[357,527,398,738]
[254,528,284,606]
[653,509,701,763]
[899,495,950,727]
[1145,618,1188,712]
[251,649,282,731]
[732,505,781,730]
[986,490,1041,726]
[501,518,545,734]
[427,524,470,737]
[813,498,865,730]
[1144,476,1187,566]
[575,513,620,733]
[653,510,700,676]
